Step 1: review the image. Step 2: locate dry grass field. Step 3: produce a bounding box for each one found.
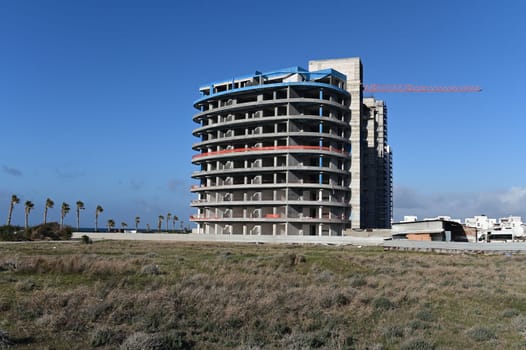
[1,240,526,349]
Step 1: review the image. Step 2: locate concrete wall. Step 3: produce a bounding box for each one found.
[72,232,385,246]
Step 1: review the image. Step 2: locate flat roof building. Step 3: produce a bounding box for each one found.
[190,58,392,236]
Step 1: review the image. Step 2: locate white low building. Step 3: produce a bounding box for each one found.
[401,216,418,223]
[498,216,523,229]
[465,215,525,241]
[464,215,497,230]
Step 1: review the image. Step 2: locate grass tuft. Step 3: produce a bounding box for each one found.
[120,331,193,350]
[140,264,162,276]
[415,309,435,322]
[14,279,38,292]
[90,326,124,347]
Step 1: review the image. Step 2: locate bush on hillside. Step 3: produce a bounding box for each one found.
[28,222,72,240]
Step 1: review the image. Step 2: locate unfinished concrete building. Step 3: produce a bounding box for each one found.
[191,58,392,235]
[362,97,393,228]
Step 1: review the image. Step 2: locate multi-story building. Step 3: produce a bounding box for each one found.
[362,97,392,228]
[190,58,392,235]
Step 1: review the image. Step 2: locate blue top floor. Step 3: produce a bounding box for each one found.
[197,66,348,101]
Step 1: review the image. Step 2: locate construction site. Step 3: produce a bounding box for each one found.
[190,58,392,236]
[189,57,481,237]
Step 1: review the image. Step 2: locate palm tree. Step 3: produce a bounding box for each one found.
[24,200,34,232]
[95,205,104,232]
[107,219,115,232]
[121,222,127,232]
[135,216,140,231]
[6,194,20,226]
[173,215,178,232]
[76,200,85,231]
[44,198,54,225]
[60,202,70,230]
[166,213,172,232]
[158,215,164,232]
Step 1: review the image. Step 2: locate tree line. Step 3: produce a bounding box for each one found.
[5,194,183,233]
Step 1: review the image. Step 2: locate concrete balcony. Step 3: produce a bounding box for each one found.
[190,183,350,192]
[193,93,350,121]
[192,145,349,162]
[191,165,348,178]
[190,199,349,208]
[189,215,347,224]
[192,114,350,135]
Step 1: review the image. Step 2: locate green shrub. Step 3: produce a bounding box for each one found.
[350,276,367,287]
[80,235,92,244]
[400,337,435,350]
[408,319,430,330]
[383,325,404,340]
[0,329,12,348]
[90,327,124,347]
[467,327,496,342]
[272,323,291,336]
[335,292,351,306]
[503,309,520,318]
[309,330,331,348]
[373,297,395,311]
[416,309,435,322]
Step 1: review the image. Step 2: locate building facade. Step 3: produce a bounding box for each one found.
[191,58,392,235]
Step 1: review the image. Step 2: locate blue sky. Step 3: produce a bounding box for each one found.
[1,0,525,227]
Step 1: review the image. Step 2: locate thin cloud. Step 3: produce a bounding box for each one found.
[56,168,85,180]
[167,179,185,192]
[393,185,425,210]
[394,185,526,221]
[2,165,22,177]
[130,179,145,190]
